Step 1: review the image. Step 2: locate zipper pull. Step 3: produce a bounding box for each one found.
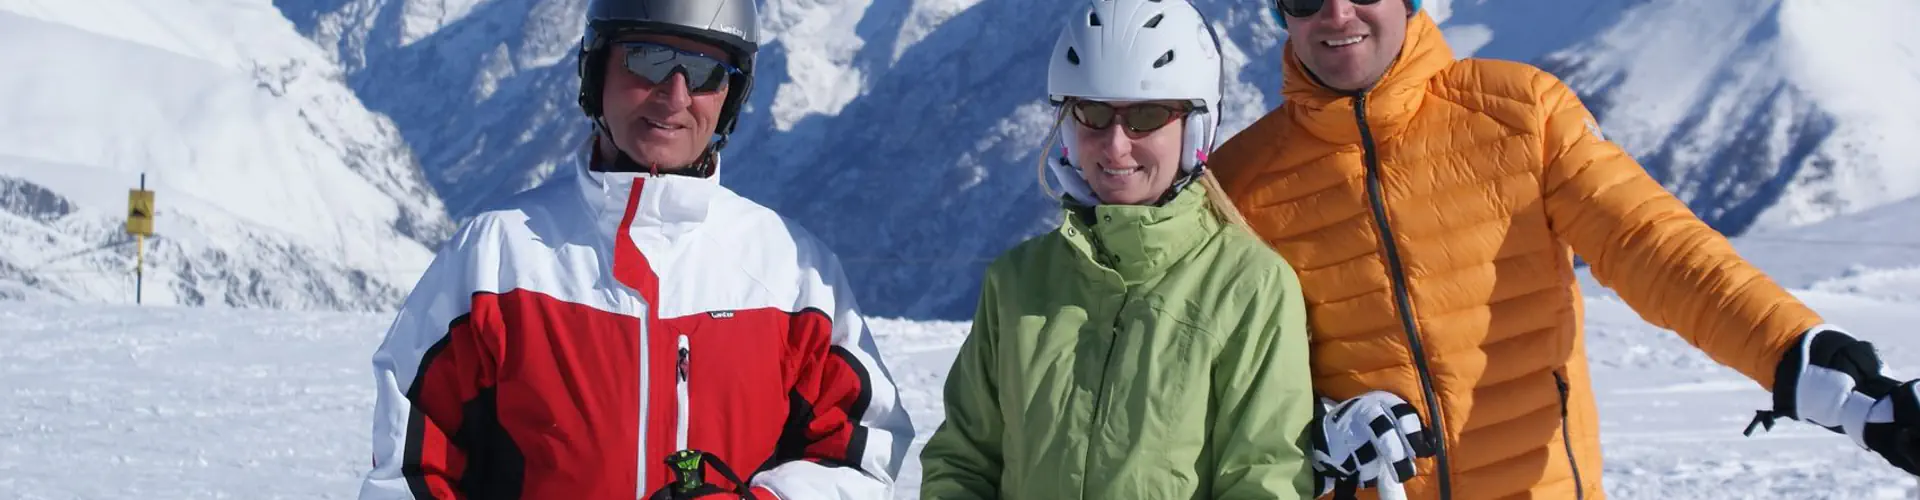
[677,337,690,381]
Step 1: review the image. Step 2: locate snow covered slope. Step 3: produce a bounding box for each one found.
[1734,194,1920,298]
[274,0,596,221]
[1458,0,1920,233]
[273,0,1920,318]
[0,0,452,310]
[5,194,1920,497]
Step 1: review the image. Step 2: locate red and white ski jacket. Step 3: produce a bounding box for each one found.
[359,151,913,499]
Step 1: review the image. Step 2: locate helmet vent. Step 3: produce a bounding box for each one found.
[1067,47,1081,65]
[1089,11,1102,26]
[1144,13,1163,28]
[1152,50,1174,68]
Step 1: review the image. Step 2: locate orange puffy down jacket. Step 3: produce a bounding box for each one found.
[1211,11,1825,500]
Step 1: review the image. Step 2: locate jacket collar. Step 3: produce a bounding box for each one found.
[567,141,725,246]
[1281,11,1453,144]
[1059,180,1222,285]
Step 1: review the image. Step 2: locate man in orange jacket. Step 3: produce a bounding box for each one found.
[1210,0,1920,498]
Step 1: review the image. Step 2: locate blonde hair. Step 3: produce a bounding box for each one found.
[1034,106,1071,203]
[1195,169,1256,234]
[1034,105,1256,234]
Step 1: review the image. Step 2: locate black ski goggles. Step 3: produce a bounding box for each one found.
[1068,99,1193,135]
[1275,0,1384,19]
[618,42,741,94]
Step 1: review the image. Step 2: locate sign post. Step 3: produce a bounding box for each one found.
[125,174,154,305]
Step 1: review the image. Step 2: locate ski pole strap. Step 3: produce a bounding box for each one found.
[1745,409,1784,436]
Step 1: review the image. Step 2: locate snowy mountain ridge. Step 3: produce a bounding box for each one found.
[0,0,453,310]
[266,0,1920,319]
[6,0,1909,316]
[1509,0,1920,231]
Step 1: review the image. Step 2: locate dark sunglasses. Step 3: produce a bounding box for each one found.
[1275,0,1383,19]
[619,42,741,94]
[1069,100,1193,134]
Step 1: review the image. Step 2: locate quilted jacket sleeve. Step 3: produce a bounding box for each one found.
[1534,72,1825,388]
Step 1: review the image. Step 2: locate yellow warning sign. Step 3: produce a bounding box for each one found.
[126,189,154,236]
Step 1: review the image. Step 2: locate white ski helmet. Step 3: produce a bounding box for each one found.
[1046,0,1224,205]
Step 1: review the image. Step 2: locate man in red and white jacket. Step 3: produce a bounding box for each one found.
[358,1,914,498]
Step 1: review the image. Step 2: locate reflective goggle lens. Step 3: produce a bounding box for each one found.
[620,42,739,93]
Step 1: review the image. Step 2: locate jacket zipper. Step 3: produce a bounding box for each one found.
[1554,371,1585,499]
[1079,227,1128,500]
[637,302,652,498]
[1078,295,1128,500]
[1355,94,1453,499]
[677,334,692,451]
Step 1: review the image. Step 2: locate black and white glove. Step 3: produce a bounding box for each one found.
[1747,326,1920,476]
[1311,391,1437,498]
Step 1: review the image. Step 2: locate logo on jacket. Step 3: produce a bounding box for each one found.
[708,310,735,319]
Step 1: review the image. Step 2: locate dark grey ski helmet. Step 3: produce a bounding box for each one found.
[577,0,760,142]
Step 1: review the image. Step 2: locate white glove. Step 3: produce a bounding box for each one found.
[1312,391,1435,499]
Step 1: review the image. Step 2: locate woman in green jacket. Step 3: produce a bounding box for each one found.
[917,0,1316,498]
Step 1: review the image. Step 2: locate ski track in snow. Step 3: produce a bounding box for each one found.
[4,276,1920,498]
